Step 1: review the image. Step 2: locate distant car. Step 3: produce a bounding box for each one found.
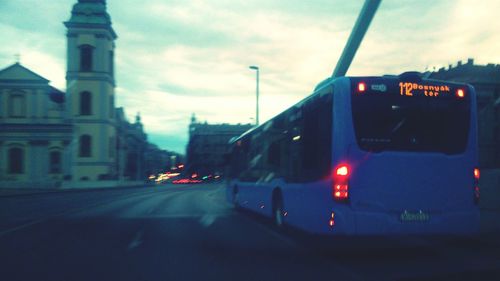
[172,178,202,184]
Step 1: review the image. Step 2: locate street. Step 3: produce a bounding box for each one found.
[1,184,499,281]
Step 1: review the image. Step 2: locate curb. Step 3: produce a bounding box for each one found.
[0,184,153,198]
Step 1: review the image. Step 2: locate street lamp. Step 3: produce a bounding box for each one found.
[249,65,259,126]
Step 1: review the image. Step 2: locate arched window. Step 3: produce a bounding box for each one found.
[8,147,24,174]
[79,135,92,157]
[49,151,62,173]
[79,45,93,72]
[8,94,26,118]
[109,95,114,118]
[80,91,92,115]
[109,50,114,76]
[109,136,115,158]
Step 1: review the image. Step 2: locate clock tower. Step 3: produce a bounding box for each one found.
[65,0,117,181]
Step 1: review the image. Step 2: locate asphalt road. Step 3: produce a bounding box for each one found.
[0,184,499,281]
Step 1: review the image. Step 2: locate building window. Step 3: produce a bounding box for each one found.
[79,135,92,157]
[109,136,115,158]
[49,151,62,174]
[8,147,24,174]
[80,91,92,115]
[109,95,114,118]
[109,50,114,77]
[79,45,93,72]
[8,94,26,118]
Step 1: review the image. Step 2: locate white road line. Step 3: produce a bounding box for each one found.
[127,230,144,251]
[0,190,155,238]
[0,217,50,237]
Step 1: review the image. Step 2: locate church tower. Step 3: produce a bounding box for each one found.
[65,0,117,181]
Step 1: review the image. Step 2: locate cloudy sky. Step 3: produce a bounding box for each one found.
[1,0,499,153]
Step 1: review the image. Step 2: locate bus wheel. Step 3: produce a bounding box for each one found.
[232,186,240,209]
[273,196,284,227]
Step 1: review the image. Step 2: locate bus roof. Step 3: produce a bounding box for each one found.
[229,73,473,145]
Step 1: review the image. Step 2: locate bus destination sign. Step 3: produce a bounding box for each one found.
[399,82,450,97]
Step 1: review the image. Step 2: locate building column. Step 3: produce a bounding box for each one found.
[63,140,72,180]
[29,141,48,185]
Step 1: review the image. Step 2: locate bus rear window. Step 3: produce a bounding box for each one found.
[351,80,471,154]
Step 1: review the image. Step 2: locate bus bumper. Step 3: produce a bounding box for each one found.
[350,210,479,235]
[311,209,480,236]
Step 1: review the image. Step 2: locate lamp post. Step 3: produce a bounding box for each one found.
[249,65,259,126]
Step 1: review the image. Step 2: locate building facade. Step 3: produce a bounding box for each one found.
[115,108,147,181]
[0,0,171,188]
[186,115,252,177]
[0,64,72,188]
[64,0,117,181]
[144,143,184,178]
[429,59,500,168]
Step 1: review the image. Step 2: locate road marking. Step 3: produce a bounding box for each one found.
[0,189,157,238]
[127,230,144,251]
[199,214,217,227]
[0,217,50,237]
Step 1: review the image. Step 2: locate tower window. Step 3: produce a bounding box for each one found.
[79,45,93,72]
[109,50,114,77]
[80,91,92,115]
[49,151,62,174]
[109,136,115,158]
[79,135,92,157]
[109,95,114,118]
[8,147,24,174]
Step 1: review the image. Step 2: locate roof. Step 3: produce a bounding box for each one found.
[0,62,50,83]
[0,63,66,103]
[65,0,116,38]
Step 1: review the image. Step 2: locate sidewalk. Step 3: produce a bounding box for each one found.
[0,181,151,198]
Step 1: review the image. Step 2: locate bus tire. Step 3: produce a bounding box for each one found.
[272,191,284,227]
[232,186,240,209]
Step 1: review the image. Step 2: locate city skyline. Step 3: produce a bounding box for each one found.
[1,0,499,153]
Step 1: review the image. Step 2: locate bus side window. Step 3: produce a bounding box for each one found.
[268,141,280,167]
[301,94,333,182]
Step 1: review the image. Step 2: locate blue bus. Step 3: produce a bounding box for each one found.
[226,73,480,235]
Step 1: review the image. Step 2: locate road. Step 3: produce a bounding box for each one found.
[0,184,499,281]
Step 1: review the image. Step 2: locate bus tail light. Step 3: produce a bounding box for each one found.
[456,89,465,98]
[329,212,335,227]
[333,164,350,201]
[357,82,366,93]
[473,168,480,204]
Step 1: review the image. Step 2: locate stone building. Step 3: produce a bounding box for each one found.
[144,143,184,177]
[186,115,252,177]
[64,0,118,181]
[429,59,500,168]
[0,0,169,188]
[0,63,72,188]
[115,108,147,181]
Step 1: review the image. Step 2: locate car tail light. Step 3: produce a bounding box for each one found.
[473,167,480,204]
[333,164,350,201]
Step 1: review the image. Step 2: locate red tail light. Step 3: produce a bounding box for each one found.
[473,167,480,204]
[333,164,350,201]
[456,89,465,98]
[358,82,366,93]
[336,165,350,176]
